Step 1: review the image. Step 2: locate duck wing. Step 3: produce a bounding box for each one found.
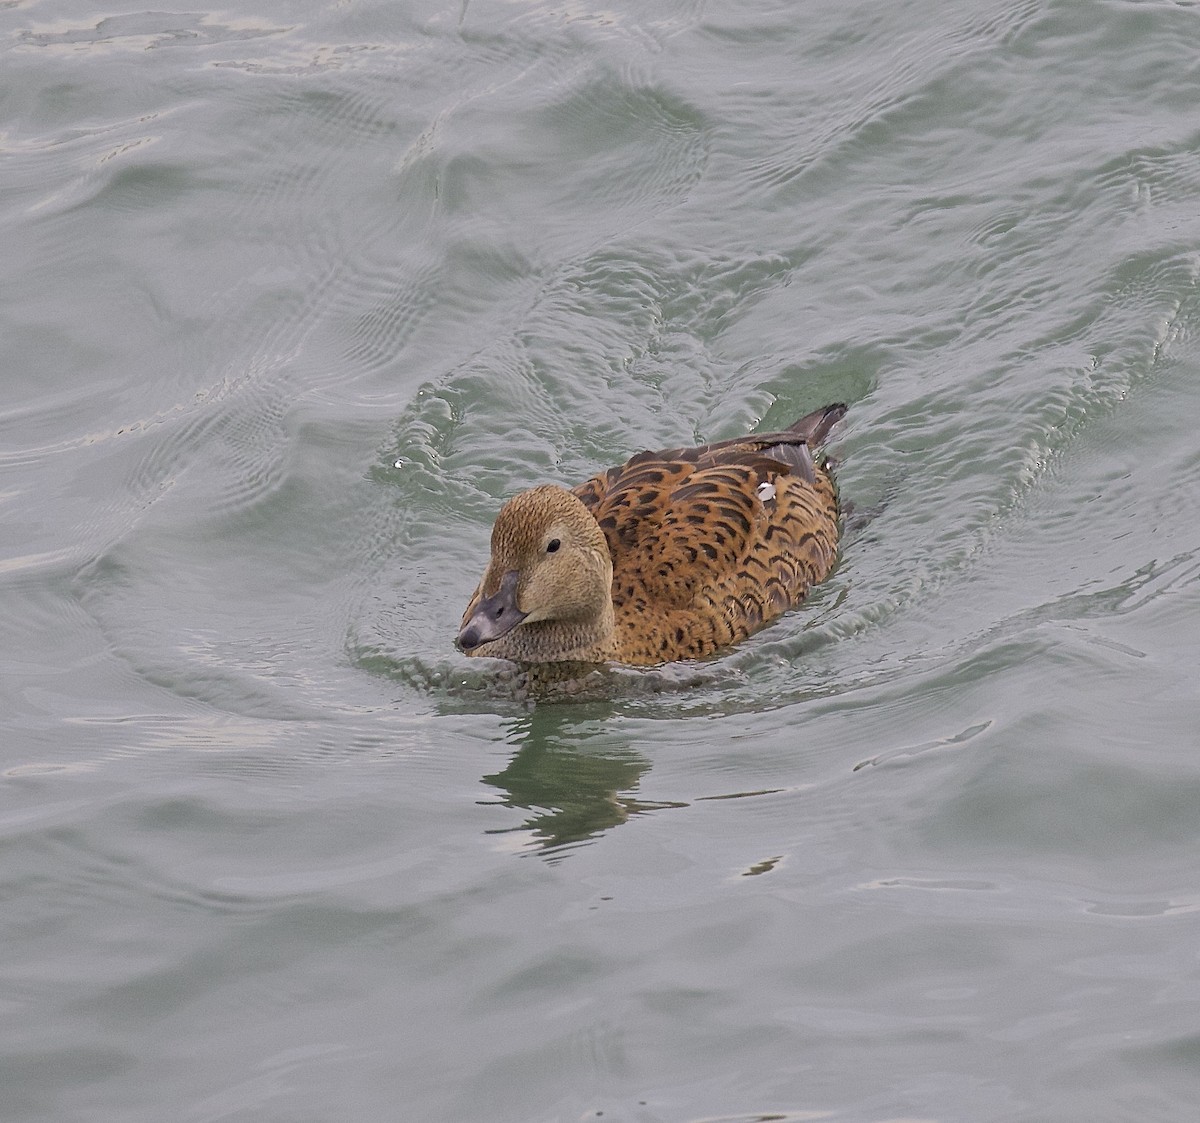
[575,449,788,606]
[575,403,846,509]
[570,405,844,662]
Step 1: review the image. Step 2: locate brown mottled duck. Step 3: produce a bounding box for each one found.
[457,402,847,666]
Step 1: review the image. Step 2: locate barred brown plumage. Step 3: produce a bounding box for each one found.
[457,403,846,666]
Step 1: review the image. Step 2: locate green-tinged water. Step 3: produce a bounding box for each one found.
[4,1,1200,1119]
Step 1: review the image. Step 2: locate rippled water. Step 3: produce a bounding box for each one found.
[4,1,1200,1119]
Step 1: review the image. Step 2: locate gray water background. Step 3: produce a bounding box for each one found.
[4,1,1200,1119]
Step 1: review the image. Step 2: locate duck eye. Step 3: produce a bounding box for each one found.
[546,538,561,554]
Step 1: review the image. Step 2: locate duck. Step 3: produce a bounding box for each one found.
[457,402,847,666]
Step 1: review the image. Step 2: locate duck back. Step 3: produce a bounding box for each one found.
[572,403,845,664]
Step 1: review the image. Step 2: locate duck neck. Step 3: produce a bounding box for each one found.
[499,598,616,664]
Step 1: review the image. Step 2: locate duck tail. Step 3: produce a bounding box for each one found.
[786,402,847,447]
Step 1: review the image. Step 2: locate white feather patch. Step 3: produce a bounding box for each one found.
[756,480,776,502]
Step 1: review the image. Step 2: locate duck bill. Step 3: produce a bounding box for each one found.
[457,569,528,652]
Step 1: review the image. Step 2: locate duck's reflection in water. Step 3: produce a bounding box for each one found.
[481,704,685,855]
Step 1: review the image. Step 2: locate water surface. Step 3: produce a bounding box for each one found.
[3,1,1200,1119]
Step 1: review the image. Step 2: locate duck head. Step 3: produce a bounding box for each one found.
[458,484,615,661]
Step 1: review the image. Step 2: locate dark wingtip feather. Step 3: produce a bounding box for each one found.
[786,402,847,445]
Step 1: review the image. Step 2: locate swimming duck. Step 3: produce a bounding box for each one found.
[458,402,847,666]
